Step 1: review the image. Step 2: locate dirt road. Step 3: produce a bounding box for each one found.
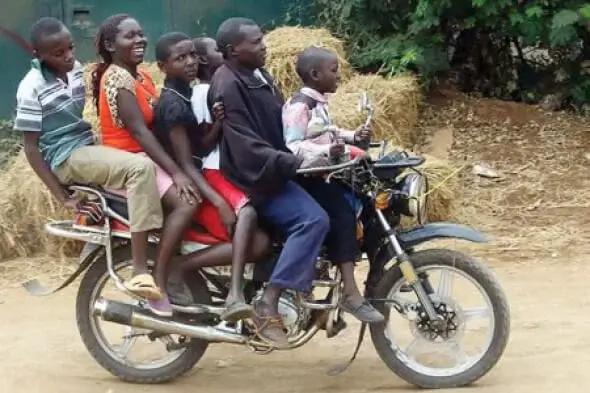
[1,247,589,393]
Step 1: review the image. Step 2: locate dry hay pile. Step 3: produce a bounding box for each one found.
[0,152,81,260]
[330,74,420,148]
[418,153,462,222]
[377,145,462,224]
[265,26,353,98]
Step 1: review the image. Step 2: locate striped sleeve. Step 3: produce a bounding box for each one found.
[13,83,42,132]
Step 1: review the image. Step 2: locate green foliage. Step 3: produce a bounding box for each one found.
[311,0,590,108]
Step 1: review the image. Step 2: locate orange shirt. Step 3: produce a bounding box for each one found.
[98,64,158,153]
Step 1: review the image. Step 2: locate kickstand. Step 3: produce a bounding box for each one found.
[327,322,367,376]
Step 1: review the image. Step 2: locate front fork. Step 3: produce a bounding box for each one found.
[373,208,440,321]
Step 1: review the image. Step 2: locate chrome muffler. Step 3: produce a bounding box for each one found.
[93,299,247,344]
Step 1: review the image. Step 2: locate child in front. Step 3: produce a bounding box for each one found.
[282,46,385,323]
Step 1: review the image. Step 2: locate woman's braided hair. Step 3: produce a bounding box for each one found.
[91,13,129,114]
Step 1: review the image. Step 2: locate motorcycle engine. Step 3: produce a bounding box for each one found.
[251,289,311,338]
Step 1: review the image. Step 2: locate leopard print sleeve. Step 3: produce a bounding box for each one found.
[103,65,137,128]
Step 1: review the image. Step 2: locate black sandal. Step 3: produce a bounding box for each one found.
[340,298,385,324]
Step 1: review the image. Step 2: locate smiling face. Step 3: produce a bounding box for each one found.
[106,18,148,67]
[231,24,267,69]
[35,27,76,75]
[160,39,199,83]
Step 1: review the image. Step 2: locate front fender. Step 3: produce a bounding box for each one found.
[397,222,490,249]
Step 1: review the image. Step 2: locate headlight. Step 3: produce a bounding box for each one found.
[395,172,428,225]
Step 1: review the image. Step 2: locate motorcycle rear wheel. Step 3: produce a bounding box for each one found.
[76,244,210,383]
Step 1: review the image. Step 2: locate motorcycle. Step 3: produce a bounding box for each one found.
[24,93,510,388]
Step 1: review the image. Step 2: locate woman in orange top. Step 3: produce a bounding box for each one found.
[90,14,230,317]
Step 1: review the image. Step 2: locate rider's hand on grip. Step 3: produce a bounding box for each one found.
[329,142,345,158]
[354,124,372,143]
[62,195,84,212]
[64,195,103,224]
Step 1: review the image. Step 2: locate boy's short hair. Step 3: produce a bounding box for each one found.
[192,37,210,80]
[192,37,209,57]
[30,17,66,49]
[215,17,257,58]
[295,46,337,83]
[155,32,190,62]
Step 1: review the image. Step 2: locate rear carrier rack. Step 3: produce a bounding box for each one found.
[45,220,204,254]
[45,220,109,245]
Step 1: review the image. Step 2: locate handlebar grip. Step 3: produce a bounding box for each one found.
[296,156,361,175]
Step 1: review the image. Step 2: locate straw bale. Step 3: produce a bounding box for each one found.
[265,26,353,98]
[330,74,421,148]
[0,152,81,260]
[378,145,462,224]
[418,153,462,222]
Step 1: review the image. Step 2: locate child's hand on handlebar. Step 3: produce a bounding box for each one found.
[329,142,345,157]
[354,124,372,142]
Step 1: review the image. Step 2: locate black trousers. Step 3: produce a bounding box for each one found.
[298,177,357,264]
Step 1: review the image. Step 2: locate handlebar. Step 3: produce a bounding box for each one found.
[369,140,388,160]
[296,156,362,175]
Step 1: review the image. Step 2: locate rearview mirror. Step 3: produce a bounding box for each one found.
[358,91,369,112]
[358,91,373,114]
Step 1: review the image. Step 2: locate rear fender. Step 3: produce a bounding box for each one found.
[397,222,490,250]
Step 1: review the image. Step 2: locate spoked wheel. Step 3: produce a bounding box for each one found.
[76,245,210,383]
[370,249,510,388]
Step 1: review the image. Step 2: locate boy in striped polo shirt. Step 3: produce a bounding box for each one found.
[14,17,165,300]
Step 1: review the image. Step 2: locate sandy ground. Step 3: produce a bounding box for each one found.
[1,247,590,393]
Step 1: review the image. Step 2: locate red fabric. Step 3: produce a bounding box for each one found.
[193,169,249,242]
[110,219,223,245]
[348,145,367,159]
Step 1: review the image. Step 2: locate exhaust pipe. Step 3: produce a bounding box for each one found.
[93,299,247,344]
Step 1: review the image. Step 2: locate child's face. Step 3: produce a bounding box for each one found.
[201,38,224,72]
[314,56,340,94]
[161,39,199,83]
[232,24,267,69]
[35,27,76,75]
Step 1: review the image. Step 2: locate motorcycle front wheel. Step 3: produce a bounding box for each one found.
[370,248,510,389]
